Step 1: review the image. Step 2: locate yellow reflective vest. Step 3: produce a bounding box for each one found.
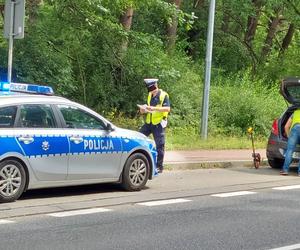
[291,109,300,130]
[146,90,169,125]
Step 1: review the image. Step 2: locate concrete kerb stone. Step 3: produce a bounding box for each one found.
[163,149,268,171]
[165,159,269,171]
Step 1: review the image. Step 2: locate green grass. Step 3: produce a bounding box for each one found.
[111,118,268,150]
[166,128,267,150]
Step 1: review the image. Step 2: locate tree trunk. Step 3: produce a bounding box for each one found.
[0,4,4,19]
[194,0,205,8]
[115,7,134,86]
[27,0,43,25]
[260,9,282,60]
[120,7,134,32]
[166,0,182,54]
[119,7,134,55]
[244,0,263,45]
[244,16,259,44]
[279,23,295,56]
[221,10,230,33]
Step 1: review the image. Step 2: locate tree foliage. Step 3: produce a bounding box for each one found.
[0,0,299,136]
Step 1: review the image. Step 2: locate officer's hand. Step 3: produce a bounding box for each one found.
[139,104,147,114]
[139,108,146,114]
[146,106,154,112]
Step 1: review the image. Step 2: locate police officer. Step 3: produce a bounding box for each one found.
[139,78,170,173]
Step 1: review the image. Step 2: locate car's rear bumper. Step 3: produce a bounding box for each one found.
[267,134,300,160]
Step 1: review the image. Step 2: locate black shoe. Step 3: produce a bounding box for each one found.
[157,167,163,173]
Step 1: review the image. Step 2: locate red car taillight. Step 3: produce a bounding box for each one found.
[271,119,279,136]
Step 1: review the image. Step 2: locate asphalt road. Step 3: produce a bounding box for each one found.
[2,185,300,250]
[1,166,300,250]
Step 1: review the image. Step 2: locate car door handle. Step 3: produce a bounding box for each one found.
[69,136,84,144]
[18,136,34,144]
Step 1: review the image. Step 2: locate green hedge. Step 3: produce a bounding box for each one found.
[111,71,286,139]
[209,74,286,136]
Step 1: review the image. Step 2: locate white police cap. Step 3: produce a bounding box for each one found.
[144,78,158,87]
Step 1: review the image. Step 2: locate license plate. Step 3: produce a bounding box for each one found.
[293,152,300,159]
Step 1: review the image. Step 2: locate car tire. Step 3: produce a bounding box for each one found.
[268,158,284,169]
[121,153,150,191]
[0,160,26,203]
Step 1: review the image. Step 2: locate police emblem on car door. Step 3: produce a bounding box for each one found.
[57,105,122,180]
[16,104,69,181]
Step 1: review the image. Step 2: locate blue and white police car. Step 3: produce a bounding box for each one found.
[0,82,157,202]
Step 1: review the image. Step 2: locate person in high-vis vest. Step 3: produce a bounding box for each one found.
[139,78,170,173]
[281,109,300,175]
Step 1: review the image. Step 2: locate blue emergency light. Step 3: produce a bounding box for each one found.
[0,82,10,91]
[0,82,54,95]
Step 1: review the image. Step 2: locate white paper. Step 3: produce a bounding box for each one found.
[137,104,147,109]
[161,119,168,128]
[137,104,152,113]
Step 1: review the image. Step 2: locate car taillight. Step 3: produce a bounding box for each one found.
[272,119,279,136]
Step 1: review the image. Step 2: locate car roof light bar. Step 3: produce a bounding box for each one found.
[0,82,54,95]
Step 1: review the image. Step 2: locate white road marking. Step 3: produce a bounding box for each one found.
[269,243,300,250]
[211,191,256,198]
[272,185,300,190]
[137,198,192,207]
[0,219,14,224]
[48,208,112,217]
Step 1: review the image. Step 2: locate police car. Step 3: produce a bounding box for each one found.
[0,82,157,202]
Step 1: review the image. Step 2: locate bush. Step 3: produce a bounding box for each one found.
[108,67,286,140]
[209,74,286,136]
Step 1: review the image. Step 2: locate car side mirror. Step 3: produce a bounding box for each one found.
[106,123,114,132]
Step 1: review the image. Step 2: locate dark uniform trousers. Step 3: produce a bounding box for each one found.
[140,123,165,169]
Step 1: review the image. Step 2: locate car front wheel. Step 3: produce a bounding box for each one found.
[0,160,26,203]
[121,153,150,191]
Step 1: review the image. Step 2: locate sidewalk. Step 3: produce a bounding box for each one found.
[164,149,267,169]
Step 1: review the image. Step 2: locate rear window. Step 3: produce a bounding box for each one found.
[0,106,17,128]
[281,78,300,104]
[285,85,300,102]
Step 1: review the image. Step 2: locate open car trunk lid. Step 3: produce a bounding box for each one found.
[280,77,300,105]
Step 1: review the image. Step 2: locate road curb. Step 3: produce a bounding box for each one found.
[165,160,269,170]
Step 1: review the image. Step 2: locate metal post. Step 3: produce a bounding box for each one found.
[201,0,216,139]
[7,0,15,83]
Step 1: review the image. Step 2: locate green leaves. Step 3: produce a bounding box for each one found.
[0,0,298,138]
[209,74,286,136]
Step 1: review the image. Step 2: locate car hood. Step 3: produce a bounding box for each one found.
[114,127,147,140]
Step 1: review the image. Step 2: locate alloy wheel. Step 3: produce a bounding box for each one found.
[129,159,147,186]
[0,164,22,197]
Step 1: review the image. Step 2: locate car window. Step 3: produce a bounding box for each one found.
[19,104,56,128]
[58,105,106,130]
[286,86,300,102]
[0,106,17,128]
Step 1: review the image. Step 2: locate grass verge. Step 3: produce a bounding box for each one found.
[166,128,267,150]
[111,118,268,150]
